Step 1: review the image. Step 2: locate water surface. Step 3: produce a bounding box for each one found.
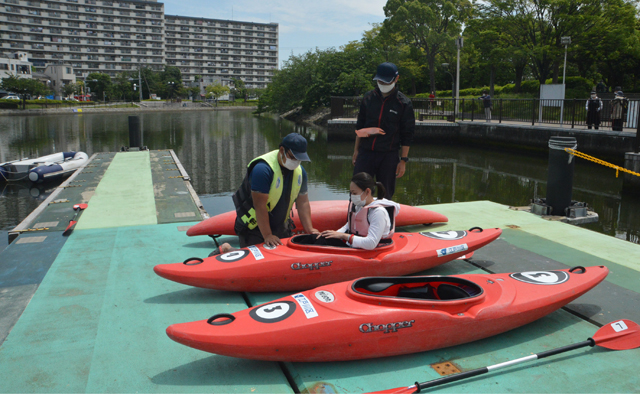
[1,110,638,251]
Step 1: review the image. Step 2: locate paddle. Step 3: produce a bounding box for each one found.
[63,203,88,236]
[369,319,640,394]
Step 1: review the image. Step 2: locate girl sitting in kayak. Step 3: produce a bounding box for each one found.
[211,172,399,254]
[314,172,400,250]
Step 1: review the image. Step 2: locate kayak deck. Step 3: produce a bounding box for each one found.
[1,155,640,393]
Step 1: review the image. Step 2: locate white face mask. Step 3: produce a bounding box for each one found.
[377,81,396,94]
[281,151,301,170]
[350,192,367,207]
[591,94,596,99]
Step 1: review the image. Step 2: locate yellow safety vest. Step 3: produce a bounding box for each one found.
[240,150,303,230]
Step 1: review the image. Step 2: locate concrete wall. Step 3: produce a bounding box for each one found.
[328,120,637,158]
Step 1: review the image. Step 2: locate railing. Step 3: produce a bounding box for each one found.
[330,96,639,130]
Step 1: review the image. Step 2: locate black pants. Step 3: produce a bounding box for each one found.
[238,226,292,247]
[353,150,399,199]
[612,119,624,131]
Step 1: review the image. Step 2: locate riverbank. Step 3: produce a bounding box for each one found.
[280,106,332,127]
[0,104,257,117]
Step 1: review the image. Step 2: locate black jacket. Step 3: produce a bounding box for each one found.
[356,88,415,152]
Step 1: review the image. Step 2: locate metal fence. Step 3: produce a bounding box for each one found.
[330,96,639,129]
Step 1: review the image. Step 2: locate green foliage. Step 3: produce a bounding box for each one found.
[205,83,230,100]
[0,76,48,109]
[86,72,111,101]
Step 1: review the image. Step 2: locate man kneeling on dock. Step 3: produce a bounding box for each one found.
[215,133,319,254]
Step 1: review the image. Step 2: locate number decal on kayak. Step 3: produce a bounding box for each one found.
[419,230,467,240]
[216,250,250,263]
[250,301,297,323]
[510,270,569,285]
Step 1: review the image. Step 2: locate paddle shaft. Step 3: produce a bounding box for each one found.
[414,339,594,391]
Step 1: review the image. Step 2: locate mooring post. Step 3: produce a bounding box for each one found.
[128,115,141,149]
[546,136,577,215]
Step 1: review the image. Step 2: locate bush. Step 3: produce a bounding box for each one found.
[0,100,19,109]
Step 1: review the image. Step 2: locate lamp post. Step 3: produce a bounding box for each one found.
[441,63,454,99]
[167,81,175,101]
[455,36,463,117]
[560,36,571,125]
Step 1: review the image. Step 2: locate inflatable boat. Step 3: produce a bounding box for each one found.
[154,227,502,292]
[185,200,448,237]
[0,152,88,182]
[166,265,608,362]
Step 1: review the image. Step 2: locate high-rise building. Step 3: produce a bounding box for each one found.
[165,15,277,89]
[0,0,278,88]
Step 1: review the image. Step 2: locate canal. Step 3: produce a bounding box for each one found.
[1,110,638,251]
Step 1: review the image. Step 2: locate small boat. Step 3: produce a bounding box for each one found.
[186,200,449,237]
[154,227,502,292]
[166,265,608,362]
[0,152,88,183]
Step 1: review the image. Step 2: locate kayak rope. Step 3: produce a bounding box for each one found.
[564,148,640,178]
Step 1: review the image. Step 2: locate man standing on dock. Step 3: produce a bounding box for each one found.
[232,133,319,248]
[352,62,415,199]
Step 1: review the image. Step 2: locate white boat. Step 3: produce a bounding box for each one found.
[0,152,89,183]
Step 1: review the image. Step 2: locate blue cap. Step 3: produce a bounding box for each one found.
[373,62,399,84]
[281,133,310,161]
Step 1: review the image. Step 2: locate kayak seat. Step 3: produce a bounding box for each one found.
[436,284,471,300]
[397,285,436,300]
[363,282,397,293]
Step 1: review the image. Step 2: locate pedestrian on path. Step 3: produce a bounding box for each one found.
[610,91,628,132]
[479,91,491,122]
[585,91,602,130]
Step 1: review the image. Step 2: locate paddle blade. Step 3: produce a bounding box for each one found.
[355,127,386,138]
[74,203,88,210]
[593,319,640,350]
[366,385,417,394]
[63,221,77,236]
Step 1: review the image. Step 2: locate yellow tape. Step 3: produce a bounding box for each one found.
[565,148,640,178]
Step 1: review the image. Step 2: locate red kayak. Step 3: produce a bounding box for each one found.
[186,200,448,237]
[155,228,501,292]
[166,265,608,362]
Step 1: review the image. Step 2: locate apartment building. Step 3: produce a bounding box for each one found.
[0,51,32,79]
[164,15,278,89]
[1,0,165,80]
[1,0,279,88]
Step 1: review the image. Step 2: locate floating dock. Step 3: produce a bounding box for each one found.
[1,150,639,393]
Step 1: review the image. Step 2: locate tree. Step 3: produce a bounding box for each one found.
[205,83,230,104]
[110,72,134,101]
[230,78,247,101]
[188,85,201,101]
[86,72,111,102]
[62,82,81,98]
[382,0,473,92]
[0,76,48,109]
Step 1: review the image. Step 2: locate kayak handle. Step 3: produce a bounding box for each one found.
[569,266,586,274]
[183,257,204,265]
[207,313,235,326]
[468,227,483,232]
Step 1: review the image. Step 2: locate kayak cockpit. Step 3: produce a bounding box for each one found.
[287,234,395,254]
[350,276,484,302]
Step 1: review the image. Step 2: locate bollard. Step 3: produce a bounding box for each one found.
[128,115,141,149]
[546,136,577,215]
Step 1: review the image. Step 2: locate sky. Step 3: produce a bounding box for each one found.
[162,0,388,66]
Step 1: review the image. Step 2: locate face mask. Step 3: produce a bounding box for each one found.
[377,81,396,94]
[281,151,301,170]
[591,94,596,99]
[350,192,367,207]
